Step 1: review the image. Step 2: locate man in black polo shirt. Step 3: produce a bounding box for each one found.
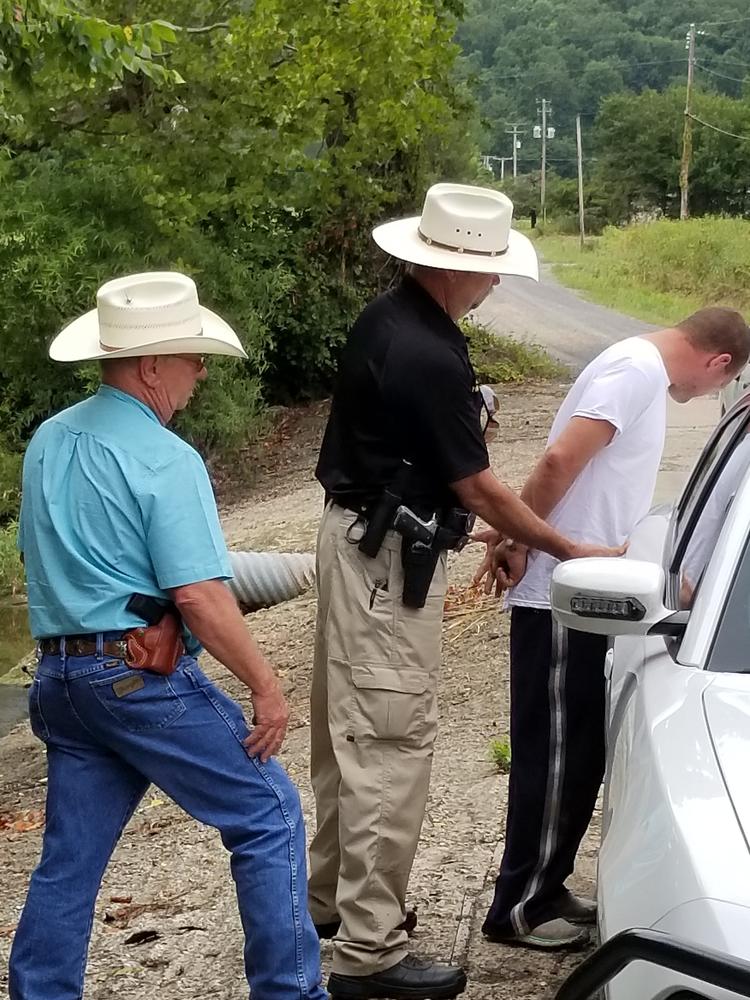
[308,183,620,1000]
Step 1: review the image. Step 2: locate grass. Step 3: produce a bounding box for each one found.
[463,319,566,384]
[490,739,512,774]
[530,217,750,326]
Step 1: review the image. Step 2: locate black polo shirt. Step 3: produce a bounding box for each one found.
[316,275,490,512]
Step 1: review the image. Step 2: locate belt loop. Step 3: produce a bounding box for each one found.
[96,633,104,660]
[59,636,67,661]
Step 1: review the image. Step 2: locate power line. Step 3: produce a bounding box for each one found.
[696,61,750,85]
[615,57,687,68]
[688,112,750,141]
[700,55,750,71]
[699,15,750,28]
[486,57,686,84]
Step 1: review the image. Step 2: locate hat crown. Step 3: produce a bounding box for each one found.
[97,272,203,353]
[418,183,512,255]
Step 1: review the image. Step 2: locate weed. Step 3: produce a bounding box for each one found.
[463,320,566,384]
[490,739,512,774]
[533,218,750,325]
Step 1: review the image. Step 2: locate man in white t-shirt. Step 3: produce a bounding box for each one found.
[479,307,750,950]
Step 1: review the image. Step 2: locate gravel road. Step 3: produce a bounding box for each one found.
[476,264,656,370]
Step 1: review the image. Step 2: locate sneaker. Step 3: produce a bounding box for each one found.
[315,909,418,941]
[556,892,597,926]
[484,917,590,951]
[328,955,467,1000]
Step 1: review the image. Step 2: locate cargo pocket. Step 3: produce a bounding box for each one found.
[348,664,428,743]
[89,668,186,733]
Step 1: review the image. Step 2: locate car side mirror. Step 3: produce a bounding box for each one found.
[551,558,688,637]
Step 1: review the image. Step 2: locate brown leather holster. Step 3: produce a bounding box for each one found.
[125,612,184,676]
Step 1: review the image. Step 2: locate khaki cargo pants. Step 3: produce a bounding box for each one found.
[308,503,447,976]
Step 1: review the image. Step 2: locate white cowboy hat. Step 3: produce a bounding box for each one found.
[372,182,539,280]
[49,271,248,362]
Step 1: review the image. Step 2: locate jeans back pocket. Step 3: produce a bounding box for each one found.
[89,668,186,733]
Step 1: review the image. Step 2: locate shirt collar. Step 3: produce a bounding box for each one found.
[97,384,161,425]
[398,274,466,346]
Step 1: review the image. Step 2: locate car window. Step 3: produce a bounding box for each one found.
[708,532,750,673]
[667,406,750,609]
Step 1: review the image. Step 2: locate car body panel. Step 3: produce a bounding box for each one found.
[703,681,750,854]
[603,648,750,999]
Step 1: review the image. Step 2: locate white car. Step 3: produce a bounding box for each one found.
[550,393,750,1000]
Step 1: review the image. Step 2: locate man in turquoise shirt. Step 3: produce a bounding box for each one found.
[10,272,326,1000]
[19,383,230,642]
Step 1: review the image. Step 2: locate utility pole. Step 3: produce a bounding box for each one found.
[680,22,696,220]
[505,123,525,178]
[537,99,552,223]
[576,114,586,249]
[480,154,513,180]
[498,156,512,181]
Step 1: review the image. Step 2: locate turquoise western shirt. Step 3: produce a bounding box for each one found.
[19,385,232,639]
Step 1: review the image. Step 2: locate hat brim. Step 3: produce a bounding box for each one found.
[372,216,539,281]
[49,305,248,362]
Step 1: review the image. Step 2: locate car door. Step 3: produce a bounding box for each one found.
[602,399,750,1000]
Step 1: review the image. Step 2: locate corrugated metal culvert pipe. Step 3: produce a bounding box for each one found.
[227,551,316,613]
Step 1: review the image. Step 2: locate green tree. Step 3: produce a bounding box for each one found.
[0,0,481,452]
[456,0,750,178]
[593,87,750,220]
[0,1,183,124]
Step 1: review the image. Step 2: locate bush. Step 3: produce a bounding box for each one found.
[0,449,22,525]
[540,217,750,325]
[591,217,750,310]
[462,320,566,383]
[0,146,276,455]
[0,523,23,596]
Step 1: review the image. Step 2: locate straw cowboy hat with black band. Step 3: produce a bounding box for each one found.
[372,182,539,281]
[49,271,248,363]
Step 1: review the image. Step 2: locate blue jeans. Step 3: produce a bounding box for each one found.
[9,647,326,1000]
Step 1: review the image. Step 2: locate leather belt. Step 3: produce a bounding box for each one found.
[333,499,438,522]
[39,636,129,659]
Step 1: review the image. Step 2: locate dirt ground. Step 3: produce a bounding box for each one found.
[0,380,601,1000]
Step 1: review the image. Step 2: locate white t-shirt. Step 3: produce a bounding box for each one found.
[509,337,670,609]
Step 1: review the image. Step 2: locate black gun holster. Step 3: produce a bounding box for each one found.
[401,537,442,609]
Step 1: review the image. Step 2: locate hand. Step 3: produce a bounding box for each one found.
[486,539,529,596]
[472,530,529,596]
[568,540,628,560]
[244,676,289,762]
[471,528,500,589]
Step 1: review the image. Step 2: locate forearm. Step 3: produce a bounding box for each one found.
[171,579,278,695]
[520,452,580,522]
[453,469,575,560]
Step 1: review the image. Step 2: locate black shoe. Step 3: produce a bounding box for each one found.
[315,909,418,941]
[328,955,467,1000]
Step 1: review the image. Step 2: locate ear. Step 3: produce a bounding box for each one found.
[710,352,733,372]
[137,355,161,387]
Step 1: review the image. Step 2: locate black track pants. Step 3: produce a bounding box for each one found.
[483,606,607,937]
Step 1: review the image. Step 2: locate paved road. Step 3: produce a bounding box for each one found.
[475,263,657,370]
